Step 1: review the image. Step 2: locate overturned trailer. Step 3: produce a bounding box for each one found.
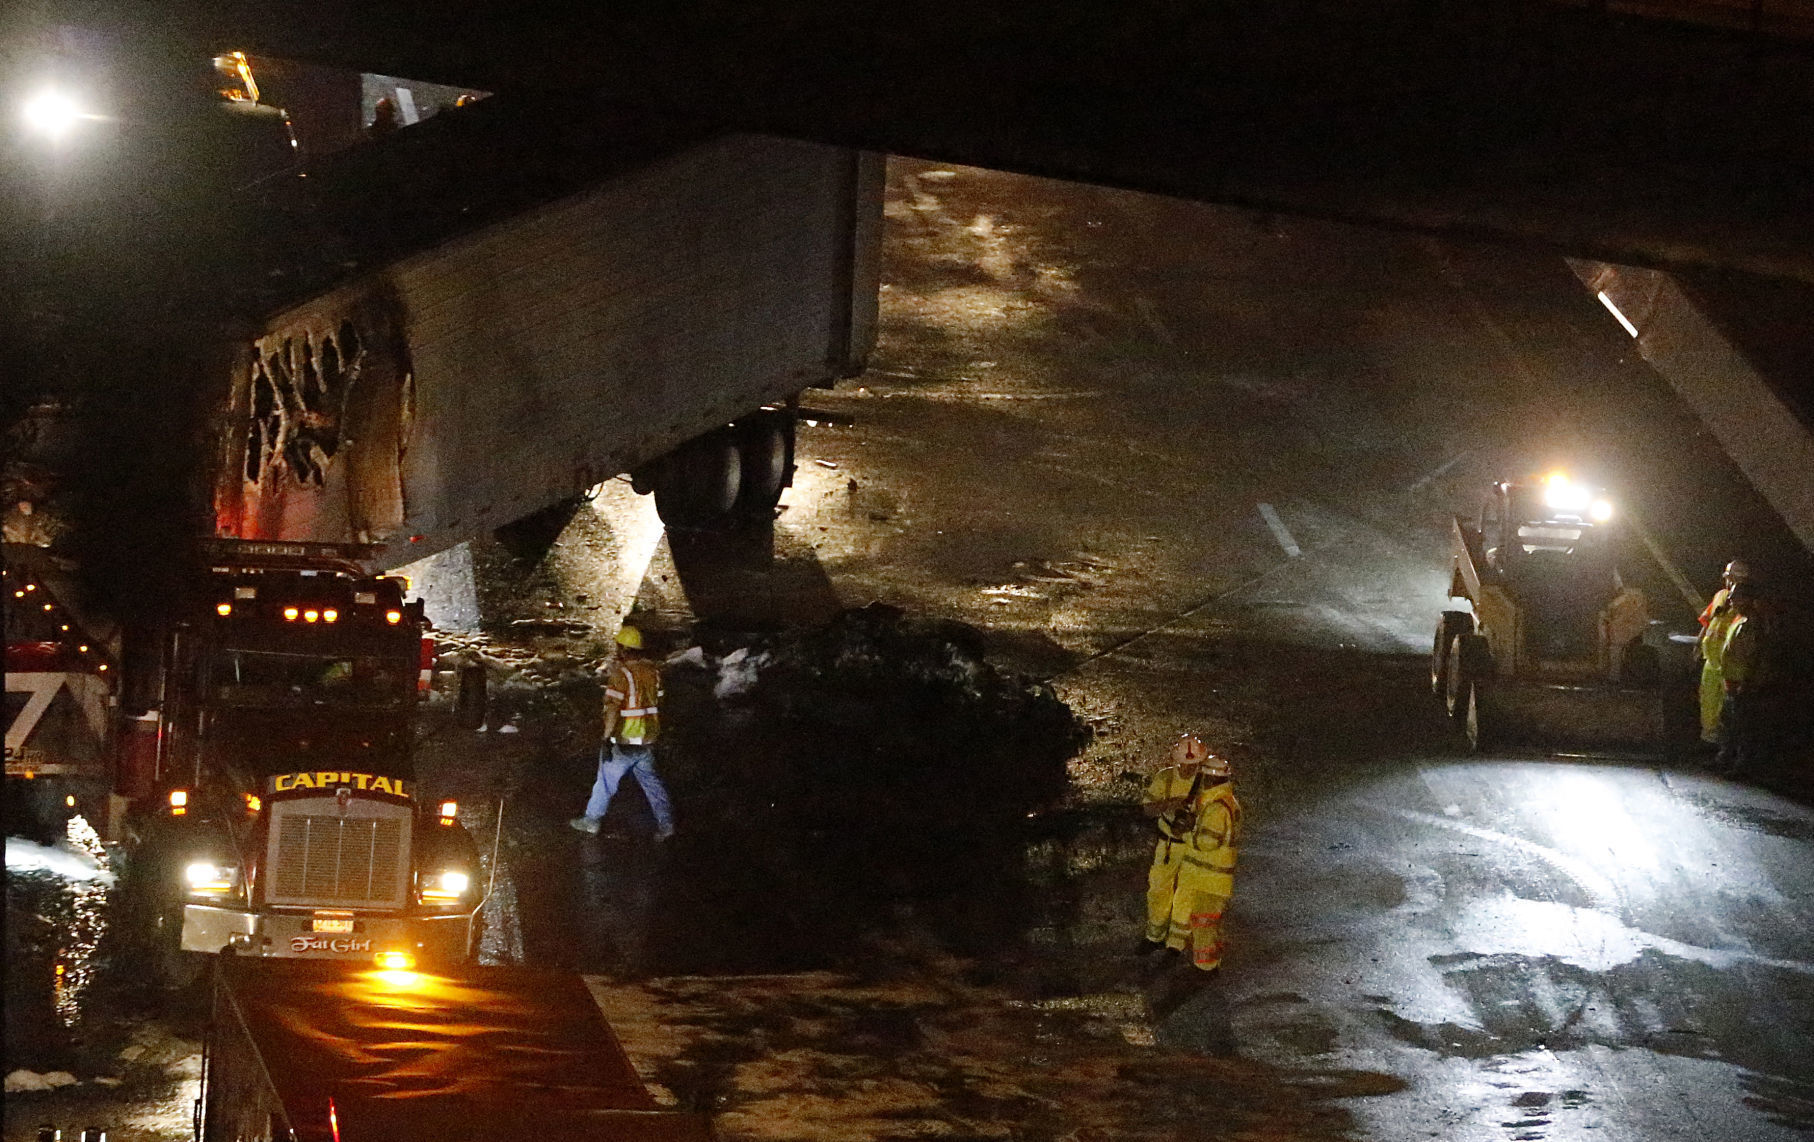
[214,107,883,558]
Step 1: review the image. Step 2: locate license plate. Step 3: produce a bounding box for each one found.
[312,917,355,933]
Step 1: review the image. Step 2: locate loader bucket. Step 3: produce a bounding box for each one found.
[1478,680,1668,750]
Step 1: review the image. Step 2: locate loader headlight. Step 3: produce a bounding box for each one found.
[419,869,471,902]
[184,861,240,894]
[1590,499,1614,523]
[1542,472,1592,513]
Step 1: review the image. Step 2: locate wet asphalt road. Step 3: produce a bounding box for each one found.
[839,161,1814,1138]
[430,159,1814,1139]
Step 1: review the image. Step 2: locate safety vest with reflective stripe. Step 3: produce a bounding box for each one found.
[1700,588,1738,670]
[605,659,662,744]
[1181,782,1240,888]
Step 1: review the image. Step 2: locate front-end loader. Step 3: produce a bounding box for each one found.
[1432,474,1666,751]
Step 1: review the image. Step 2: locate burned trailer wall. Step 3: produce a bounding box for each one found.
[217,295,412,544]
[215,136,881,564]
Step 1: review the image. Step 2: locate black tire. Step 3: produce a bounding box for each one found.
[1463,680,1487,753]
[1446,632,1492,723]
[654,433,742,529]
[1432,611,1475,697]
[731,415,793,520]
[1443,633,1468,719]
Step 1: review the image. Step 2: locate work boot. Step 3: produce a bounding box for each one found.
[568,816,601,834]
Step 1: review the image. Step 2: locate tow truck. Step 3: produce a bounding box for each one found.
[124,538,489,982]
[198,958,715,1142]
[4,545,121,841]
[1432,473,1668,751]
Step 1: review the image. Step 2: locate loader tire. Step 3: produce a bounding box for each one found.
[1446,632,1491,723]
[1432,611,1475,698]
[1463,680,1488,753]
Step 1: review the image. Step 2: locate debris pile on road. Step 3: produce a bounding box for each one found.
[622,604,1091,967]
[4,1068,80,1092]
[669,602,1084,824]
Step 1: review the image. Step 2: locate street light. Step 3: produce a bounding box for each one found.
[21,89,95,141]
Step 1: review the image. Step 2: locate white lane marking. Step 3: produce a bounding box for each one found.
[1257,502,1302,557]
[1407,450,1470,492]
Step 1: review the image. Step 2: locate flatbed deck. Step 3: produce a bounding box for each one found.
[202,957,715,1142]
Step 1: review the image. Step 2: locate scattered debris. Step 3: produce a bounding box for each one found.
[5,1069,79,1092]
[712,647,769,701]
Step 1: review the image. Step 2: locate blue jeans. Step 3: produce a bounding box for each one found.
[583,742,674,834]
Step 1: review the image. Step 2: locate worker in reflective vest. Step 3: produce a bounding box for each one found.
[1143,735,1241,971]
[1697,559,1749,744]
[570,624,675,839]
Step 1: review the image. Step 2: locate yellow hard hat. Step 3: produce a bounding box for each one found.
[615,625,643,649]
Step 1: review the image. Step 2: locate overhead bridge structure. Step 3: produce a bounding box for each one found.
[54,0,1814,283]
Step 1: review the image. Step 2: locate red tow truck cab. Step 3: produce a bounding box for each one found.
[145,539,482,969]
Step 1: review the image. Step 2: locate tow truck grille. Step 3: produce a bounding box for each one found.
[266,802,410,909]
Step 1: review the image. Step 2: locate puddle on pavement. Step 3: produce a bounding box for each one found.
[5,820,116,1059]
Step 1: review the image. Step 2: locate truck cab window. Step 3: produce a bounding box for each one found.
[210,651,405,707]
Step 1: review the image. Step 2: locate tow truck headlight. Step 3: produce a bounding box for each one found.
[184,861,240,894]
[419,869,471,901]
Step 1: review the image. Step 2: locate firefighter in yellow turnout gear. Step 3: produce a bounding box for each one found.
[1143,735,1241,971]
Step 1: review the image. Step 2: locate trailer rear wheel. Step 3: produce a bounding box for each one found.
[1432,611,1475,698]
[732,414,793,520]
[654,433,742,529]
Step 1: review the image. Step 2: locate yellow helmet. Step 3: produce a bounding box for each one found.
[615,625,643,649]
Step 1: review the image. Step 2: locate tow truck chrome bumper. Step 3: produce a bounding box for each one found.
[181,903,481,964]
